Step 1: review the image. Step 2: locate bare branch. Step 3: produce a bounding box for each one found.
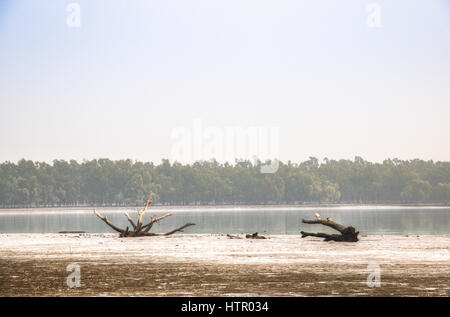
[136,194,152,232]
[302,215,346,233]
[143,194,152,212]
[142,212,173,232]
[124,212,137,230]
[163,222,195,236]
[94,209,125,234]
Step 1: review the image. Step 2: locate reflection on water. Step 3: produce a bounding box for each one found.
[0,206,449,235]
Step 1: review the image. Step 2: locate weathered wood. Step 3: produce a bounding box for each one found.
[302,213,347,233]
[227,232,266,239]
[94,209,125,234]
[142,213,173,232]
[124,212,137,230]
[135,194,152,232]
[301,213,359,242]
[121,226,130,238]
[226,234,243,239]
[245,232,266,239]
[93,193,195,237]
[163,222,195,236]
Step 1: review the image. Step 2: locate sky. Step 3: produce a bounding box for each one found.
[0,0,449,164]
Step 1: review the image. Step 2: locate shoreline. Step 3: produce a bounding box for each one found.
[0,202,449,212]
[0,233,449,296]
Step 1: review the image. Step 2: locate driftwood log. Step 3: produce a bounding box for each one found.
[226,232,267,239]
[94,194,195,237]
[301,213,359,242]
[226,234,242,239]
[245,232,266,239]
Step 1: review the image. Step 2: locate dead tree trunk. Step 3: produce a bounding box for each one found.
[94,194,195,237]
[300,213,359,242]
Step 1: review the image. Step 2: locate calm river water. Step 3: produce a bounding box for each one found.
[0,206,449,235]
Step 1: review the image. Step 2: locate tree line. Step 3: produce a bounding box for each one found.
[0,157,449,207]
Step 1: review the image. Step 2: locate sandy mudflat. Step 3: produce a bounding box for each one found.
[0,233,449,296]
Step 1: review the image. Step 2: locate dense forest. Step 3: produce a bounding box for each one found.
[0,157,449,207]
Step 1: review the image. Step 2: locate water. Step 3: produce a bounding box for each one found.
[0,206,449,235]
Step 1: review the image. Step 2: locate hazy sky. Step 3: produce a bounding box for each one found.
[1,0,449,164]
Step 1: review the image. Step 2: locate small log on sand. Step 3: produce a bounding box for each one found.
[226,233,267,239]
[226,234,243,239]
[245,232,266,239]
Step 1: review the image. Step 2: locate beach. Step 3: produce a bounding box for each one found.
[0,233,449,296]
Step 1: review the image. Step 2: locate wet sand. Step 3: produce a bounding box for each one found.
[0,234,449,296]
